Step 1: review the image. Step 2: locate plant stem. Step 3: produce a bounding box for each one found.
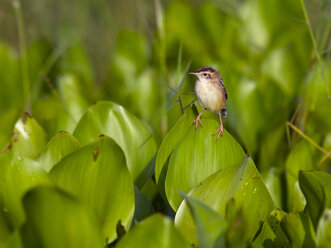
[299,0,330,98]
[12,0,31,112]
[287,122,331,162]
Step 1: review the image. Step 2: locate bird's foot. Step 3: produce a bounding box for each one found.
[194,116,203,130]
[212,125,223,141]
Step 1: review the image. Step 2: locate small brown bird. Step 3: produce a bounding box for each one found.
[189,66,227,141]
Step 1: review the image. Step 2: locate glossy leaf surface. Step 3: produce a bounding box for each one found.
[155,107,195,198]
[115,214,190,248]
[165,118,245,210]
[21,186,102,248]
[0,151,52,229]
[11,113,47,159]
[155,107,195,184]
[73,101,157,185]
[175,156,274,245]
[39,131,80,172]
[180,192,227,248]
[50,136,134,243]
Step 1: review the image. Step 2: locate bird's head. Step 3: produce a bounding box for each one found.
[189,66,221,81]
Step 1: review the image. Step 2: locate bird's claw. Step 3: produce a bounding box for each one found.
[213,126,223,141]
[194,116,203,130]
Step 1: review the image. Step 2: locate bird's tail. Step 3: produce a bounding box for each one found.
[221,108,227,118]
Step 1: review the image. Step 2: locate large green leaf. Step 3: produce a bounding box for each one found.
[73,101,157,185]
[11,113,47,159]
[39,131,80,172]
[155,107,195,197]
[50,136,134,243]
[115,214,190,248]
[175,156,274,245]
[0,151,52,229]
[180,192,227,248]
[280,212,316,247]
[299,170,331,229]
[165,118,245,210]
[20,186,102,248]
[252,209,289,248]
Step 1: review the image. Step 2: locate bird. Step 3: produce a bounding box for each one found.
[189,66,228,141]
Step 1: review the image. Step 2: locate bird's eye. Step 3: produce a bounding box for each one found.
[203,73,208,77]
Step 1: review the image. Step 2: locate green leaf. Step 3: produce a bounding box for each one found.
[39,131,80,172]
[240,0,269,49]
[11,113,47,159]
[316,208,331,248]
[155,107,196,197]
[286,141,315,212]
[0,109,22,152]
[50,136,134,243]
[0,151,52,229]
[140,179,158,203]
[0,211,12,247]
[299,171,331,229]
[259,124,287,172]
[180,192,227,248]
[252,209,289,248]
[262,47,302,97]
[133,186,154,222]
[165,118,245,210]
[4,230,23,248]
[73,101,157,185]
[175,156,274,246]
[262,167,284,209]
[115,214,190,248]
[224,199,247,247]
[228,78,265,154]
[57,74,89,123]
[280,212,316,247]
[21,186,102,248]
[305,171,331,208]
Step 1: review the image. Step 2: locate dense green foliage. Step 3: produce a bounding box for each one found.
[0,0,330,247]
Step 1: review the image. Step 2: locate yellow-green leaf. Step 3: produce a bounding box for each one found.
[50,136,134,243]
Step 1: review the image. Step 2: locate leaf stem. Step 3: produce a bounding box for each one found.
[286,122,331,162]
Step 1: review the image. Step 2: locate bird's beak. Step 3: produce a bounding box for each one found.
[189,72,197,75]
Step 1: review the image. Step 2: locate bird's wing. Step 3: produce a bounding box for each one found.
[220,79,227,100]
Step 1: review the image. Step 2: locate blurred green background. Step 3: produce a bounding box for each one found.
[1,0,331,246]
[1,0,330,165]
[1,0,331,207]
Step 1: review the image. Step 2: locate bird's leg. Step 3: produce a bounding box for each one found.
[213,112,223,141]
[194,108,206,130]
